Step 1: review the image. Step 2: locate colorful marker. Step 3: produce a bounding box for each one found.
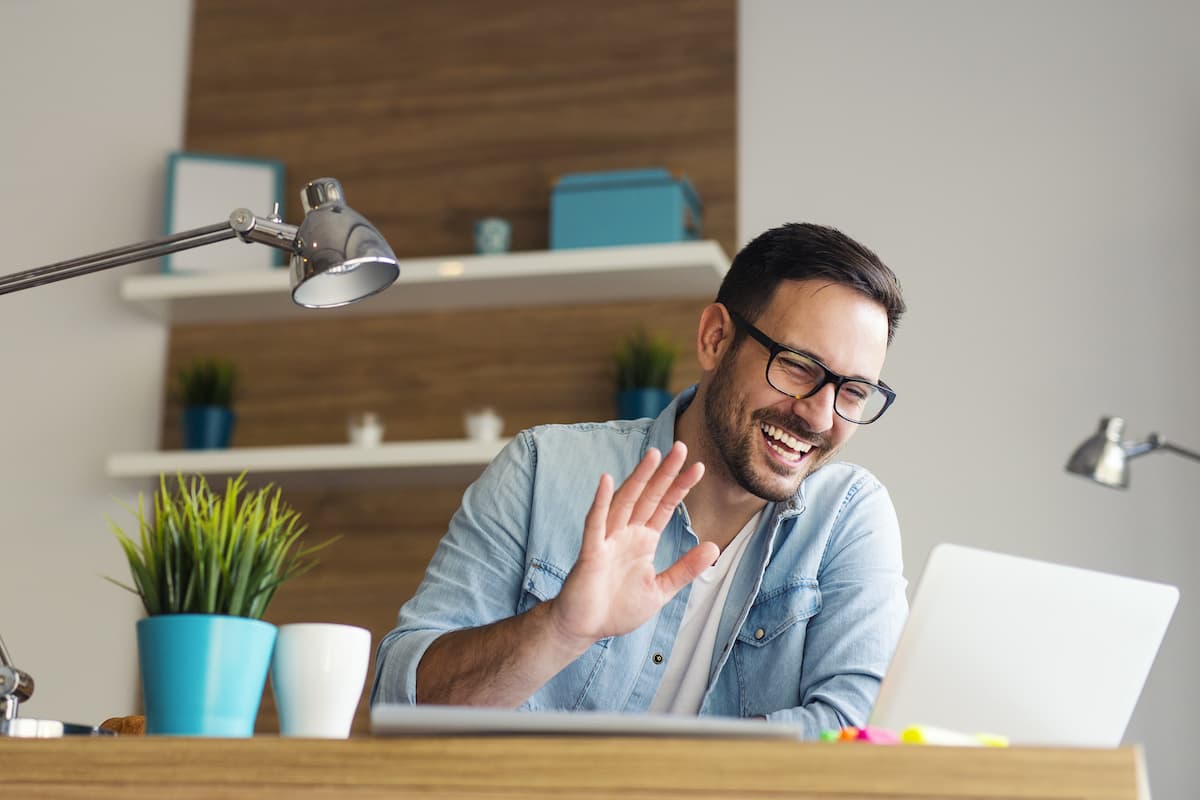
[856,726,900,744]
[900,724,1009,747]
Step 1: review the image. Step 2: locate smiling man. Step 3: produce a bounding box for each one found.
[372,223,909,737]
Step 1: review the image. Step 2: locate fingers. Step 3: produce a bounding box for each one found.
[605,441,704,539]
[580,473,614,557]
[644,460,704,532]
[619,443,696,532]
[626,442,689,527]
[656,541,720,598]
[605,446,663,532]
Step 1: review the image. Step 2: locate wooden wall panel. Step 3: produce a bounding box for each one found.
[186,0,736,257]
[163,299,707,449]
[181,0,735,733]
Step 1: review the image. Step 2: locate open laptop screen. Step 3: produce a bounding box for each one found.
[867,543,1178,747]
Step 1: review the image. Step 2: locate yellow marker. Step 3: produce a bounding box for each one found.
[901,725,1009,747]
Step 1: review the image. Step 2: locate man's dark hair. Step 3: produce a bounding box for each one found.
[715,223,906,344]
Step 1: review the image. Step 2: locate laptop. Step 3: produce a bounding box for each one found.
[371,704,805,740]
[867,543,1179,747]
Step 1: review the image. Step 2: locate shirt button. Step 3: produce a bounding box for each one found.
[652,652,664,664]
[754,628,766,640]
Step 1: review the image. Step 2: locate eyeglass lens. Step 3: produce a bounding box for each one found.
[767,351,888,423]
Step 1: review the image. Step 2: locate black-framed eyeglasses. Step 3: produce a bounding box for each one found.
[725,307,896,425]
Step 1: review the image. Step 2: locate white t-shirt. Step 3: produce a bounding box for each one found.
[648,511,761,714]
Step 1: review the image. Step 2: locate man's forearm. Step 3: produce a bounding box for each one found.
[416,600,593,707]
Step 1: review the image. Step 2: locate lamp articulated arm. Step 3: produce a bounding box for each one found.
[0,177,400,308]
[1145,435,1200,464]
[0,208,296,296]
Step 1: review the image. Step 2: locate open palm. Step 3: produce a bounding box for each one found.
[549,443,719,646]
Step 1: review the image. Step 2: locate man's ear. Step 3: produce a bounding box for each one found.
[696,303,733,371]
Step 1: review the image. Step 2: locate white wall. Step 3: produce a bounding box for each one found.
[741,1,1200,797]
[0,1,191,725]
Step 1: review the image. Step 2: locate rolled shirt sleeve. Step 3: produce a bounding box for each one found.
[371,432,537,705]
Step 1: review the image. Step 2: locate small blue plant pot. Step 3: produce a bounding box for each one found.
[616,388,673,420]
[183,405,235,449]
[137,614,277,737]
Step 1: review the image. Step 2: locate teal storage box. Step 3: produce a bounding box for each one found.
[550,168,702,249]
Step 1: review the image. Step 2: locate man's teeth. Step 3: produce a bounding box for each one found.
[761,423,812,453]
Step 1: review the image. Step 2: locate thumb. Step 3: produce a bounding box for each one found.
[655,541,720,598]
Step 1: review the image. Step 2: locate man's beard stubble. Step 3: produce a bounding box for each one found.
[701,346,833,503]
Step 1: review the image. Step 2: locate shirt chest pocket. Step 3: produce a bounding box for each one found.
[516,559,612,650]
[737,579,822,647]
[518,559,568,612]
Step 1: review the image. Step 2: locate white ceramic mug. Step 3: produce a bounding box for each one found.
[270,623,371,738]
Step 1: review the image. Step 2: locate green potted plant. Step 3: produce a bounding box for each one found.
[614,329,678,419]
[107,472,333,736]
[177,356,237,449]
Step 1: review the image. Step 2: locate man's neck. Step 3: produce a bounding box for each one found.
[674,397,770,552]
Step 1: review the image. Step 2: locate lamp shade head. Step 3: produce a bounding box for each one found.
[1066,416,1130,489]
[288,178,400,308]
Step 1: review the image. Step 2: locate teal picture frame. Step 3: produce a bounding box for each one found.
[163,151,286,274]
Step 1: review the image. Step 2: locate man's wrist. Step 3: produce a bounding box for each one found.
[539,598,599,660]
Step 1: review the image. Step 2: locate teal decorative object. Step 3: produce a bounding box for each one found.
[137,614,276,736]
[617,388,674,420]
[613,329,677,420]
[177,356,237,449]
[473,217,512,254]
[183,405,235,449]
[550,167,702,249]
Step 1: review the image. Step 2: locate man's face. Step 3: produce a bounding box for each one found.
[702,279,890,502]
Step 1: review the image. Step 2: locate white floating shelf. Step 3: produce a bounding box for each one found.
[122,240,730,323]
[106,439,510,489]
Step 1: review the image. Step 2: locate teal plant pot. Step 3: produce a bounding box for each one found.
[183,405,235,449]
[137,614,277,737]
[616,388,673,420]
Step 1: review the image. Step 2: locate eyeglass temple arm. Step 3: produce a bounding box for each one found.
[0,207,298,296]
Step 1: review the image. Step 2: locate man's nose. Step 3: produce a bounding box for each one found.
[791,383,837,433]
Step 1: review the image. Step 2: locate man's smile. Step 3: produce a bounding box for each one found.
[760,421,815,467]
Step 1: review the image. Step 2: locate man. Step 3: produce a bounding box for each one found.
[372,222,908,737]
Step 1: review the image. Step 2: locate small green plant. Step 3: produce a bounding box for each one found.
[177,357,236,407]
[614,329,677,391]
[106,473,335,618]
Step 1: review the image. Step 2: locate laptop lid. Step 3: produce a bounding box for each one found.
[371,704,804,739]
[868,543,1178,747]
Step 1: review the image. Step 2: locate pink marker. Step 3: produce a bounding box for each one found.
[856,726,900,744]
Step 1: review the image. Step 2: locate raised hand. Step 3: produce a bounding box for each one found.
[547,442,719,649]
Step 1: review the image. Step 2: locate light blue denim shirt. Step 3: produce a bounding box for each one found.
[372,386,907,738]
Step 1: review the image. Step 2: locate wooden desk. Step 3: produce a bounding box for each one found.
[3,735,1148,799]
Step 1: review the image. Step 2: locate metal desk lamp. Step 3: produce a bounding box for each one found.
[1066,416,1200,489]
[0,177,399,736]
[0,177,399,306]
